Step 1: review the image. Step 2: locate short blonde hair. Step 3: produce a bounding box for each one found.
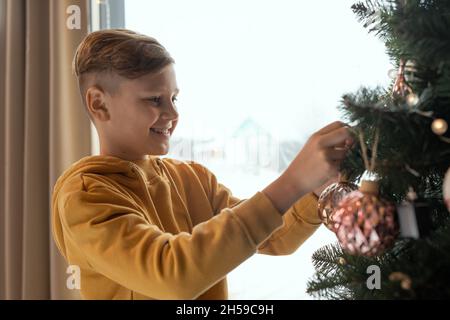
[73,29,175,105]
[74,28,174,78]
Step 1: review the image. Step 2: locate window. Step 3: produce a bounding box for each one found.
[92,0,391,299]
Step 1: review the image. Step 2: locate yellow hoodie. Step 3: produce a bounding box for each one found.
[51,155,321,300]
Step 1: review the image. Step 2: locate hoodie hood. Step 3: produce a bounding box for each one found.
[52,155,164,200]
[53,156,134,199]
[51,155,163,257]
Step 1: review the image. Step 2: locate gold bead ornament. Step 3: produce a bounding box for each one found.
[431,118,448,136]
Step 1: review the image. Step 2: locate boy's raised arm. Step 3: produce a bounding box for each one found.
[192,121,351,256]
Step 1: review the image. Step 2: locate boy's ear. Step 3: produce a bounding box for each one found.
[85,85,110,122]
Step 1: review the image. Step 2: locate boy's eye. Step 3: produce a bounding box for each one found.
[144,96,177,105]
[146,97,161,104]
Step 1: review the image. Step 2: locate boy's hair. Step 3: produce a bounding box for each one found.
[73,29,175,112]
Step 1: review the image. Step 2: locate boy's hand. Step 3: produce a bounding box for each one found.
[286,121,352,195]
[263,121,353,214]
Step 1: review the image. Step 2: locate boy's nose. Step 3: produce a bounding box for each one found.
[161,102,179,120]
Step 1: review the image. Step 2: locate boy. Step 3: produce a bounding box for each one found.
[52,29,352,300]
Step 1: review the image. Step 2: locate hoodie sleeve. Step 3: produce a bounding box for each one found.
[257,192,322,255]
[57,175,284,300]
[191,162,322,256]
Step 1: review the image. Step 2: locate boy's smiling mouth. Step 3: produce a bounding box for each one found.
[150,125,172,137]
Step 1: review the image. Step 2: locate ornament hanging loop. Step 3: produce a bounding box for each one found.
[392,59,414,99]
[358,128,380,173]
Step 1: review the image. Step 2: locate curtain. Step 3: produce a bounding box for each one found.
[0,0,91,299]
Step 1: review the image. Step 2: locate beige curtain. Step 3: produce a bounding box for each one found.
[0,0,91,299]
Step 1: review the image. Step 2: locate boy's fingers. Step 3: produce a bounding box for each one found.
[334,137,355,149]
[316,121,347,135]
[345,138,354,147]
[325,148,349,161]
[320,127,352,148]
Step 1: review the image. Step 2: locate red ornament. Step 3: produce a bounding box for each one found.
[318,180,358,230]
[444,167,450,212]
[333,180,399,257]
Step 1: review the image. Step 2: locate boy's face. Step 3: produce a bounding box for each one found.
[97,64,179,160]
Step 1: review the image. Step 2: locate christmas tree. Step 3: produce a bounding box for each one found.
[307,0,450,299]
